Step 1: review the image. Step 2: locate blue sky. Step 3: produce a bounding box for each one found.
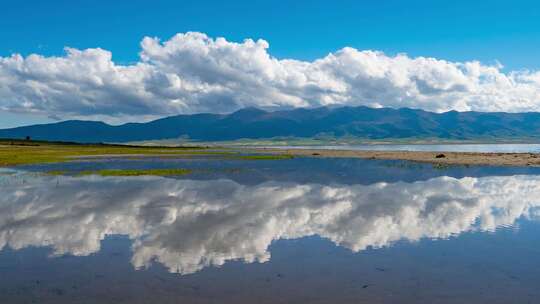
[2,0,539,69]
[1,0,540,128]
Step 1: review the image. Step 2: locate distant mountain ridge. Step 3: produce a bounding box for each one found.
[2,106,540,143]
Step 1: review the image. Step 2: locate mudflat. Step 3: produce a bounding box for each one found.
[258,148,540,167]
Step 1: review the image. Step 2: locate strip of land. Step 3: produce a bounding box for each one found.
[0,140,289,167]
[3,139,540,168]
[0,140,226,166]
[257,148,540,167]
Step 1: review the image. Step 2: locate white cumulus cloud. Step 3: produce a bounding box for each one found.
[1,32,540,123]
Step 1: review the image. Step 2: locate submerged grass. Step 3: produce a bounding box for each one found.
[237,154,295,160]
[45,170,69,176]
[45,167,248,177]
[78,168,192,177]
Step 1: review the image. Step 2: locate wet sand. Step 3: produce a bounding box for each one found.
[256,148,540,167]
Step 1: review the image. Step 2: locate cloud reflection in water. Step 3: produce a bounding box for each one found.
[1,173,539,274]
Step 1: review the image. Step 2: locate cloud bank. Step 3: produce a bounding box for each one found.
[1,32,540,123]
[1,172,539,274]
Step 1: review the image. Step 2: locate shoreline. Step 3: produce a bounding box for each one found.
[3,139,540,167]
[255,148,540,167]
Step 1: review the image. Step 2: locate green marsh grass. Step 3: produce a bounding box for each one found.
[78,168,192,177]
[237,154,294,160]
[0,140,231,167]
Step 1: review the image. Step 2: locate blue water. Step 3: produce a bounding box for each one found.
[268,143,540,153]
[1,158,540,303]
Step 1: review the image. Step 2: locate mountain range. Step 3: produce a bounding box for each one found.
[2,106,540,143]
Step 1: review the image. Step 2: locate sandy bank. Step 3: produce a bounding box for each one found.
[256,148,540,167]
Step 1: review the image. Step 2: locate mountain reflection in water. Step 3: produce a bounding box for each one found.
[1,172,539,275]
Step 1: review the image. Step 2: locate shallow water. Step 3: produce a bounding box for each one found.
[268,143,540,153]
[1,158,540,303]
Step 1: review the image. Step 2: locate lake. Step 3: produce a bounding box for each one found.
[1,156,540,303]
[266,143,540,153]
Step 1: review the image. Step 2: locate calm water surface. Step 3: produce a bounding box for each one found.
[269,143,540,153]
[1,157,540,303]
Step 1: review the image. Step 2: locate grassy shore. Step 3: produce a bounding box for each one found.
[5,139,540,169]
[0,139,297,168]
[0,139,228,167]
